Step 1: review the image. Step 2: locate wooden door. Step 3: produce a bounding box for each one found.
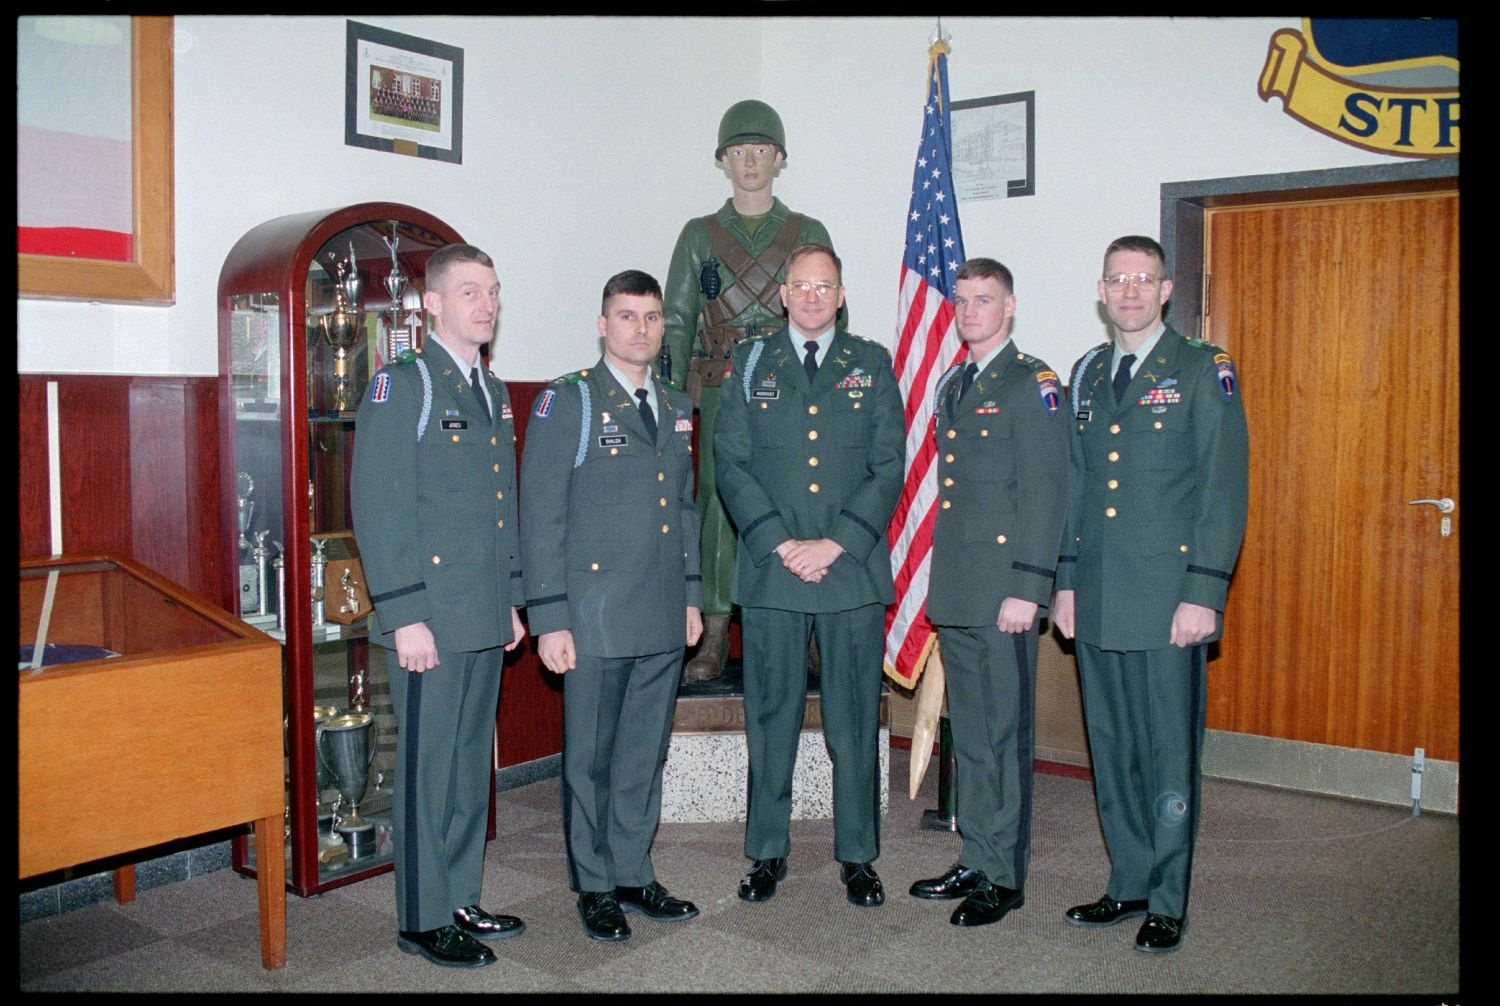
[1204,189,1458,761]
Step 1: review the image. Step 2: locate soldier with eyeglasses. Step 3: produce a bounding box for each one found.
[713,244,905,910]
[1053,235,1249,955]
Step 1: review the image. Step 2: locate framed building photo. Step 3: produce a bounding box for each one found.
[951,91,1035,200]
[345,20,464,164]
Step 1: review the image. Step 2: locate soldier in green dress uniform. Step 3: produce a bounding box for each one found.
[1054,235,1249,955]
[907,258,1069,928]
[350,244,528,969]
[713,245,905,909]
[663,99,836,682]
[520,270,704,943]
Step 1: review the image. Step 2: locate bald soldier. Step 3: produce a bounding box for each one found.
[663,99,837,682]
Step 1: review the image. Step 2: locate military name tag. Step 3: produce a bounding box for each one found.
[1076,409,1092,421]
[599,434,628,447]
[441,419,469,431]
[751,388,780,400]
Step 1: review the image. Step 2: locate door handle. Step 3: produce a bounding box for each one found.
[1407,497,1455,513]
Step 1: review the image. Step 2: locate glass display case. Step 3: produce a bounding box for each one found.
[19,553,286,968]
[218,203,463,896]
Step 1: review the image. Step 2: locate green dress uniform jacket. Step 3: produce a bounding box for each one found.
[518,361,701,893]
[927,341,1070,627]
[350,345,522,934]
[1056,324,1249,922]
[926,340,1069,890]
[713,328,904,612]
[519,362,703,654]
[664,198,833,616]
[1055,326,1249,649]
[714,327,904,863]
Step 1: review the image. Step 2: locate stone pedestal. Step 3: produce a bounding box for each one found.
[660,670,889,823]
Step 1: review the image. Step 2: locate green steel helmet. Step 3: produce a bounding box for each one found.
[715,100,787,161]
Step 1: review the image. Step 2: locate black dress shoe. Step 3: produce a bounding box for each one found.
[577,892,631,942]
[453,904,526,940]
[949,881,1024,927]
[909,862,984,901]
[1135,913,1187,954]
[616,882,700,921]
[397,925,496,968]
[1064,894,1150,928]
[840,861,885,907]
[738,858,788,902]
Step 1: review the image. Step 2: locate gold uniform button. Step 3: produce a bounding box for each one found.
[661,524,670,534]
[1108,479,1119,490]
[591,562,599,571]
[1110,423,1121,435]
[492,464,500,473]
[432,555,442,564]
[809,483,820,493]
[943,477,954,487]
[853,402,862,410]
[657,472,665,482]
[452,434,461,443]
[1105,507,1117,518]
[808,405,819,415]
[980,429,989,437]
[1180,544,1189,553]
[808,457,819,467]
[808,430,819,441]
[1154,421,1164,430]
[497,519,504,528]
[491,436,498,446]
[946,429,957,440]
[1108,451,1120,462]
[996,535,1007,544]
[496,491,503,500]
[944,453,955,463]
[941,500,951,510]
[760,402,769,410]
[610,447,619,456]
[659,497,668,507]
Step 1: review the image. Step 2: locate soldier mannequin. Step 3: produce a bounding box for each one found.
[663,99,836,682]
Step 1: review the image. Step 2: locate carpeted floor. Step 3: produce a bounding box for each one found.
[18,746,1460,994]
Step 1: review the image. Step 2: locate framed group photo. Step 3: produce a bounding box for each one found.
[345,20,464,164]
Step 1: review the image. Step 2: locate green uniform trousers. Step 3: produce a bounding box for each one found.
[741,603,884,863]
[936,623,1037,890]
[1075,641,1207,920]
[561,649,683,893]
[387,645,503,933]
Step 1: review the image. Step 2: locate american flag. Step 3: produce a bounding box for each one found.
[884,40,967,690]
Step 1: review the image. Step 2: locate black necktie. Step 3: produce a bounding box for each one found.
[470,366,491,421]
[1113,353,1136,403]
[635,387,657,441]
[803,340,819,382]
[951,362,978,419]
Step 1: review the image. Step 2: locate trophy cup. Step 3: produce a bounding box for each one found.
[319,710,378,859]
[251,531,272,616]
[317,243,365,417]
[318,307,363,417]
[312,704,341,836]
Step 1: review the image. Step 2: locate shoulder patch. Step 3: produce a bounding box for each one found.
[1036,370,1061,414]
[534,388,557,418]
[371,371,392,403]
[1213,354,1238,398]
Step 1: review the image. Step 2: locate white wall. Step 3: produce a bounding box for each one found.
[18,16,1397,382]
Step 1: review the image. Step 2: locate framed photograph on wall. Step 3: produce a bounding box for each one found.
[951,91,1035,201]
[345,20,463,164]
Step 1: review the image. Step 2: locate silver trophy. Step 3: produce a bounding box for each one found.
[251,530,272,616]
[310,537,328,627]
[312,704,341,834]
[319,710,378,858]
[237,473,258,615]
[273,542,286,632]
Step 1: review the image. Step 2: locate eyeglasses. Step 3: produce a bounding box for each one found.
[1103,273,1163,290]
[786,280,840,299]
